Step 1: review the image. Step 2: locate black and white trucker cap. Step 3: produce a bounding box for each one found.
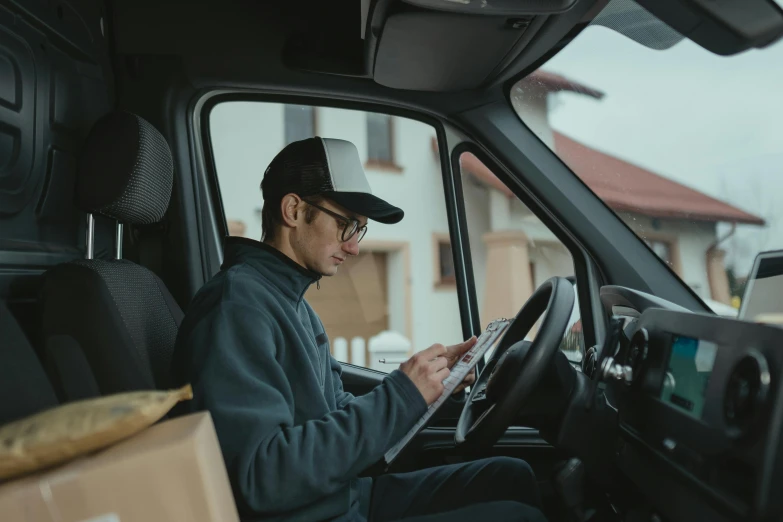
[261,137,404,224]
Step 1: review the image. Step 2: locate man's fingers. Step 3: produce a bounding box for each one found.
[444,336,477,365]
[452,368,477,395]
[430,354,449,372]
[452,336,477,356]
[434,366,450,379]
[419,343,447,360]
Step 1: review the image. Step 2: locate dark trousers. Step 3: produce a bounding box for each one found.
[367,457,547,522]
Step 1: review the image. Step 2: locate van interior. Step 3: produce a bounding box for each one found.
[2,0,783,521]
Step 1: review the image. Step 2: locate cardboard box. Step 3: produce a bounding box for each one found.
[0,412,239,522]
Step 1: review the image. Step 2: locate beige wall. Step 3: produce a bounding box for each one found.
[707,248,732,304]
[481,231,533,327]
[620,212,717,300]
[529,242,573,288]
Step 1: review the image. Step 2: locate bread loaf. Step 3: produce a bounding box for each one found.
[0,384,193,480]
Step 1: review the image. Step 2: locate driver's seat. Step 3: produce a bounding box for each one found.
[39,111,183,400]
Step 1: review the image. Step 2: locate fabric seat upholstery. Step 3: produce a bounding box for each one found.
[0,301,59,425]
[40,111,182,400]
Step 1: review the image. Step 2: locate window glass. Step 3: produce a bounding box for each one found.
[457,152,582,365]
[209,102,462,372]
[284,104,316,145]
[367,112,393,164]
[646,238,677,271]
[511,0,783,320]
[435,237,456,287]
[226,219,247,237]
[649,241,671,265]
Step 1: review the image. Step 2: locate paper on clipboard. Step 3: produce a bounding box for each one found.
[384,318,511,465]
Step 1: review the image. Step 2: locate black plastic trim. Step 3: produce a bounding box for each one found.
[600,285,690,318]
[445,143,482,340]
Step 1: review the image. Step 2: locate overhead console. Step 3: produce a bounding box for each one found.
[281,0,602,91]
[367,0,578,91]
[281,0,783,93]
[608,308,783,521]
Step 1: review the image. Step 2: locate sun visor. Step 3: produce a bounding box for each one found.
[373,12,535,91]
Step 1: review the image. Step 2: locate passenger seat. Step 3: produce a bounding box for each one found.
[0,301,59,425]
[39,112,183,401]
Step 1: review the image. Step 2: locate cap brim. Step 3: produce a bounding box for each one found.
[325,191,404,224]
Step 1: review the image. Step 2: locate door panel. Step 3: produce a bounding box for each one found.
[339,363,387,397]
[306,252,389,359]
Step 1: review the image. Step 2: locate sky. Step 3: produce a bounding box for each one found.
[532,14,783,277]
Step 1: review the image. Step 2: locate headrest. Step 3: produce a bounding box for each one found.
[76,112,173,224]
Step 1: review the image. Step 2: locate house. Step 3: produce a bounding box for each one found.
[518,73,760,300]
[210,71,762,366]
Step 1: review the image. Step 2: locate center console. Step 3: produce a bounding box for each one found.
[610,308,783,522]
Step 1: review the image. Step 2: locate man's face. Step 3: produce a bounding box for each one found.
[293,199,367,277]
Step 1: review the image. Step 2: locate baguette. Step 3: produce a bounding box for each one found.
[0,384,193,481]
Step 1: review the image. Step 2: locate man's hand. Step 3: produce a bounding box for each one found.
[399,337,478,404]
[453,368,476,395]
[443,336,477,368]
[399,344,451,405]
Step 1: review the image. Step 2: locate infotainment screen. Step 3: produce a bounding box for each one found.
[659,335,718,419]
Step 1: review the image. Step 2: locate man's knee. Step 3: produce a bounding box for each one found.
[475,456,540,507]
[482,456,536,482]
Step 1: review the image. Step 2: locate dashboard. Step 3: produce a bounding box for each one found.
[595,287,783,522]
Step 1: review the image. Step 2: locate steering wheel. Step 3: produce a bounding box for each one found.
[456,277,575,449]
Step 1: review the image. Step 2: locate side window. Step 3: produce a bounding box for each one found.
[645,237,682,276]
[284,104,316,145]
[457,151,583,365]
[226,219,247,237]
[366,112,395,167]
[209,102,463,372]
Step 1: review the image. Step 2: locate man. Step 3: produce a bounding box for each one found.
[171,137,545,522]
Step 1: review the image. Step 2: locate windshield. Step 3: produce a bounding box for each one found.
[511,0,783,320]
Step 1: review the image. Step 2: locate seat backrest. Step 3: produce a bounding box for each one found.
[0,301,59,425]
[40,112,182,400]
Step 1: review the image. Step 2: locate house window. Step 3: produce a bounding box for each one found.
[367,112,394,165]
[435,237,456,286]
[648,239,673,266]
[284,105,316,145]
[529,261,536,289]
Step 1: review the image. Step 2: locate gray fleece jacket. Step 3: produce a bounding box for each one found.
[171,237,427,521]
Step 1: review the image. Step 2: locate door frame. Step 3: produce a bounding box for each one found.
[360,240,413,343]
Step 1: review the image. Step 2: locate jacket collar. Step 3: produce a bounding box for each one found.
[221,237,321,303]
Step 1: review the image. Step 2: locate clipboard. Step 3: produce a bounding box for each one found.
[384,318,511,465]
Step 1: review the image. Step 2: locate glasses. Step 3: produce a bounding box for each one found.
[304,200,368,243]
